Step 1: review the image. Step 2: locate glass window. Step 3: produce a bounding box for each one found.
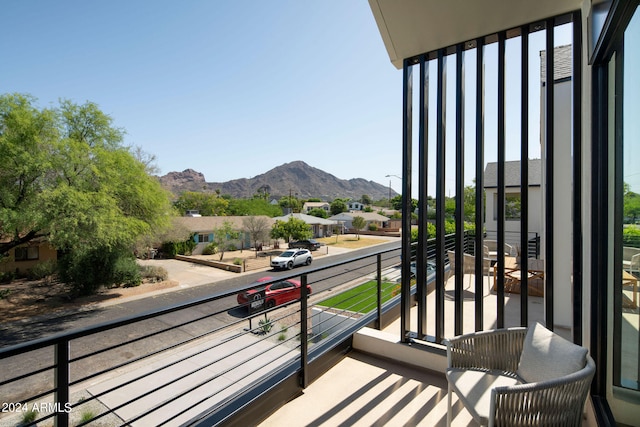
[493,193,521,220]
[14,246,39,261]
[618,6,640,391]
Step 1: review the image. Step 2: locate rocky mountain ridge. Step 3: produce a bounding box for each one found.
[159,161,396,201]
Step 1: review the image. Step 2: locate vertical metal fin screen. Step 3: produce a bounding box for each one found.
[400,12,582,343]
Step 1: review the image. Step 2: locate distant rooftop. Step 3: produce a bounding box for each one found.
[484,159,542,188]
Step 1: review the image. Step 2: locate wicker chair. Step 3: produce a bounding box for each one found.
[445,324,595,427]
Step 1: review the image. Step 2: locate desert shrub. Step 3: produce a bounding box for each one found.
[139,265,168,282]
[26,260,57,280]
[368,223,378,231]
[227,243,238,252]
[259,317,273,334]
[58,245,140,296]
[202,243,218,255]
[233,258,243,266]
[113,257,142,288]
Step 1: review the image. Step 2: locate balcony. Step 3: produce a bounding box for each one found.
[1,235,576,427]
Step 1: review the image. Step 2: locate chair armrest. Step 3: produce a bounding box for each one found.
[446,327,527,373]
[490,356,595,426]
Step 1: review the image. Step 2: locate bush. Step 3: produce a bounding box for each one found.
[161,235,197,258]
[227,243,238,252]
[202,243,218,255]
[113,257,141,288]
[140,265,168,282]
[58,246,140,296]
[26,260,57,280]
[233,258,243,265]
[368,223,378,231]
[623,225,640,248]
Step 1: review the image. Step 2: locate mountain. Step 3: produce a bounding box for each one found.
[158,161,396,201]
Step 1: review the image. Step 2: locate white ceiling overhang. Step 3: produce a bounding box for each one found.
[368,0,583,69]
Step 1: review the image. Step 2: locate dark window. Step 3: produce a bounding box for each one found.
[15,246,39,261]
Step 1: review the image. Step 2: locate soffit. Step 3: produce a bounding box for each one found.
[368,0,582,69]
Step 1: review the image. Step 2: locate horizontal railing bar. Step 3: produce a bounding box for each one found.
[0,364,54,387]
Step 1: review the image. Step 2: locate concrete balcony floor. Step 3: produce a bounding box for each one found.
[259,273,576,427]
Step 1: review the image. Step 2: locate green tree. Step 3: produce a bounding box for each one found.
[212,220,239,261]
[360,194,372,205]
[390,195,418,212]
[227,198,282,216]
[0,94,171,261]
[351,216,367,240]
[330,199,348,215]
[174,191,228,216]
[271,217,312,242]
[624,183,640,224]
[279,195,301,213]
[308,208,328,219]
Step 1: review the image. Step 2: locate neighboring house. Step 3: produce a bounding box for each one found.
[483,159,543,247]
[0,238,58,275]
[173,215,275,255]
[348,201,365,211]
[328,212,390,231]
[302,202,330,214]
[272,213,336,238]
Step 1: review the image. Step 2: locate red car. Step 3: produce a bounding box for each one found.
[237,277,312,311]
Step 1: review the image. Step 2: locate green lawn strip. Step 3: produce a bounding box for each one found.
[317,280,399,313]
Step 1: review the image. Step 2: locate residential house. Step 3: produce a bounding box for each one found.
[328,211,389,231]
[0,238,58,275]
[272,213,337,238]
[302,202,330,214]
[172,215,275,255]
[347,201,365,211]
[484,159,543,246]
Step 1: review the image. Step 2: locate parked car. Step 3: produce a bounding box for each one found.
[270,249,313,270]
[288,239,321,251]
[236,277,312,310]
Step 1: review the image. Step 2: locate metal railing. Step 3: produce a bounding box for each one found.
[0,246,407,427]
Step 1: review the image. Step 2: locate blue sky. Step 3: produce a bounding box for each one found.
[2,2,580,198]
[1,1,402,191]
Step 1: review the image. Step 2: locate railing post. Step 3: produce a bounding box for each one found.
[376,254,382,330]
[54,340,70,427]
[299,274,308,388]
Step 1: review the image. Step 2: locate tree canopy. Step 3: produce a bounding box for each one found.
[330,199,348,215]
[174,191,229,216]
[270,217,312,242]
[0,93,172,258]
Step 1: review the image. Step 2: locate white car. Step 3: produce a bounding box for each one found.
[270,249,313,270]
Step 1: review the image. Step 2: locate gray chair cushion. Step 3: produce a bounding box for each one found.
[517,322,587,383]
[446,368,521,425]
